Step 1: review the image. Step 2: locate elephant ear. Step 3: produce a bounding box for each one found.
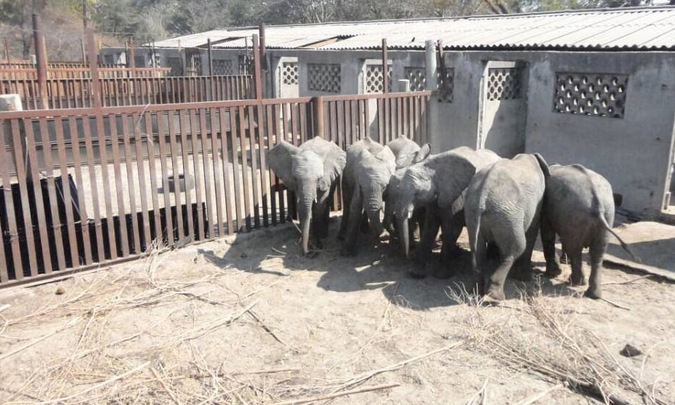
[394,142,431,169]
[267,140,300,191]
[318,140,347,192]
[533,153,550,178]
[433,153,478,209]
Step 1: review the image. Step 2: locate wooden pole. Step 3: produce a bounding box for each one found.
[85,27,102,109]
[207,38,214,100]
[312,96,325,138]
[4,38,10,64]
[252,34,262,100]
[129,38,136,76]
[382,38,388,93]
[259,23,267,71]
[32,14,49,110]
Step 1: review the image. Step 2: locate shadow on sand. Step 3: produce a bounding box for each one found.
[198,217,579,310]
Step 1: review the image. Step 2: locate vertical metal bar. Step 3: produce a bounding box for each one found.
[131,112,152,251]
[23,119,53,274]
[229,107,245,232]
[0,121,23,280]
[218,107,234,234]
[178,110,195,241]
[265,104,276,226]
[189,109,205,240]
[382,38,388,94]
[238,106,252,231]
[32,14,49,110]
[68,116,93,264]
[156,111,173,245]
[37,117,66,270]
[336,101,344,148]
[85,27,102,110]
[120,114,141,254]
[107,113,129,257]
[252,34,263,101]
[248,105,261,229]
[274,104,285,224]
[256,103,269,227]
[209,107,224,236]
[81,115,105,262]
[167,110,184,242]
[144,112,162,244]
[9,120,37,277]
[94,110,117,260]
[199,108,215,238]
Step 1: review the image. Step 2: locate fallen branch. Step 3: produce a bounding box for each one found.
[247,309,288,346]
[0,304,10,313]
[36,361,150,404]
[599,297,631,311]
[0,318,81,362]
[602,275,653,285]
[271,383,400,405]
[151,367,183,405]
[516,384,564,405]
[341,341,464,389]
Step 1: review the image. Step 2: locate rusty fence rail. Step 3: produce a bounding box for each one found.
[1,75,254,109]
[0,90,430,287]
[0,66,170,80]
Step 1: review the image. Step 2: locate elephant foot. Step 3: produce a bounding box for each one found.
[583,286,602,299]
[545,263,563,278]
[510,267,533,282]
[433,265,454,279]
[304,250,320,259]
[486,285,506,301]
[408,263,429,279]
[340,246,357,257]
[568,274,586,287]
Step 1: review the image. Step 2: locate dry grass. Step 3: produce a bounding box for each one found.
[446,281,668,405]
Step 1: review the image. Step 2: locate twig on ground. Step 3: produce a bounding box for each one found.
[466,378,489,405]
[598,297,631,311]
[247,310,288,346]
[35,361,150,405]
[0,304,10,313]
[271,247,287,255]
[0,317,81,362]
[271,383,400,405]
[601,275,653,285]
[516,384,564,405]
[151,367,183,405]
[232,367,300,375]
[340,341,464,389]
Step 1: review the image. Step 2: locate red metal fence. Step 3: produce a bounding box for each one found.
[0,91,430,287]
[0,66,170,80]
[1,75,254,109]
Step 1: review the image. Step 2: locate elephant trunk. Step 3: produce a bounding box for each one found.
[398,215,410,258]
[365,186,384,236]
[297,188,315,255]
[383,196,395,235]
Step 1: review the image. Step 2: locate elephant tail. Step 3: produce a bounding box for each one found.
[468,208,482,271]
[598,213,642,263]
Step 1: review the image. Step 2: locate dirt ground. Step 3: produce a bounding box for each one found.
[0,216,673,404]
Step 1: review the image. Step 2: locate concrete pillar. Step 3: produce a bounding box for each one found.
[425,40,438,91]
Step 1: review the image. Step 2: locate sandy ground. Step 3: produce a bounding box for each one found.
[0,217,673,404]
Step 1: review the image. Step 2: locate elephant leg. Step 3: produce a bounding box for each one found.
[472,233,489,295]
[409,208,440,278]
[337,182,352,241]
[541,216,562,278]
[438,210,464,278]
[360,212,370,234]
[319,185,336,240]
[340,187,363,256]
[567,244,585,287]
[585,236,608,299]
[486,242,500,261]
[511,223,538,281]
[489,230,526,300]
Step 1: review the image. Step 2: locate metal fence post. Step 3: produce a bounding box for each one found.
[252,34,263,101]
[313,96,325,138]
[32,14,49,110]
[85,27,102,109]
[382,38,388,94]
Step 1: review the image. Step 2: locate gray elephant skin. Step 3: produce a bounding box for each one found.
[339,136,429,256]
[540,164,635,299]
[391,146,501,277]
[465,153,550,300]
[267,136,346,256]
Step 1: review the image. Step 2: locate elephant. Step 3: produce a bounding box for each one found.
[338,136,430,256]
[267,136,346,256]
[540,164,637,299]
[390,146,501,277]
[465,153,550,300]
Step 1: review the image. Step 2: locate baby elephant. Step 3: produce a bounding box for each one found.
[541,164,636,299]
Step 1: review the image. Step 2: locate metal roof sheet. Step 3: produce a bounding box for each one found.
[150,7,675,51]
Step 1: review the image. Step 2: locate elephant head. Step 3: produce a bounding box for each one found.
[267,137,346,255]
[393,147,500,258]
[354,145,396,237]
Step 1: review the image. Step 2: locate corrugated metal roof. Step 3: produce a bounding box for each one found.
[150,7,675,51]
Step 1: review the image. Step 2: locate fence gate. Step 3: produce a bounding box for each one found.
[477,61,528,158]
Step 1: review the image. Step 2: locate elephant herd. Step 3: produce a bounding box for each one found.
[267,135,634,301]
